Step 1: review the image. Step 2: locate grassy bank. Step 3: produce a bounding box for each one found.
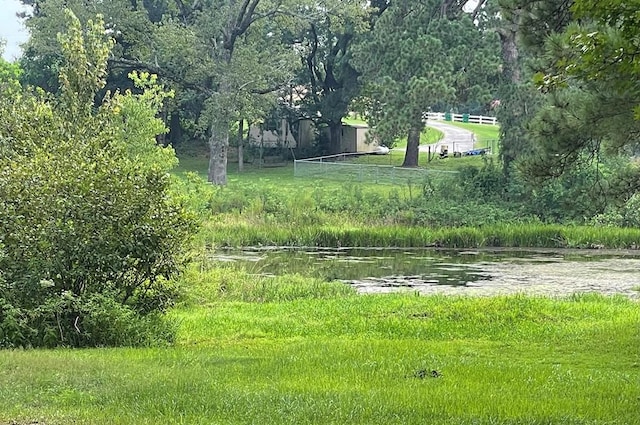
[173,154,640,250]
[2,289,638,424]
[198,221,640,249]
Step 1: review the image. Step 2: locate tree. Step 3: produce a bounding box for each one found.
[477,0,571,176]
[535,0,640,119]
[194,0,302,184]
[0,11,195,348]
[18,0,301,185]
[354,0,498,167]
[433,2,501,114]
[523,1,640,160]
[18,0,193,152]
[496,0,640,210]
[290,0,373,154]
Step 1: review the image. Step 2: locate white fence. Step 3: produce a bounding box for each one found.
[425,112,498,125]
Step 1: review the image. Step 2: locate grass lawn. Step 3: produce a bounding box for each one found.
[175,118,496,181]
[173,137,475,174]
[341,118,496,145]
[444,121,500,142]
[176,152,484,191]
[352,149,488,170]
[341,117,444,149]
[2,292,638,424]
[342,117,368,126]
[394,126,443,149]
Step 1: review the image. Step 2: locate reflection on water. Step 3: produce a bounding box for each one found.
[209,247,640,297]
[211,248,494,284]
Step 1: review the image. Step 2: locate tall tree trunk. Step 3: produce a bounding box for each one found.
[157,103,168,145]
[208,122,229,185]
[259,126,264,167]
[402,123,422,167]
[168,112,183,145]
[499,26,520,83]
[238,119,244,172]
[208,43,232,185]
[328,121,342,154]
[497,8,523,177]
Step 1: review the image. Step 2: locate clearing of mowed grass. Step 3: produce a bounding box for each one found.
[1,289,639,425]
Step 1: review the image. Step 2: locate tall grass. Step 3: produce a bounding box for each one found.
[352,148,488,169]
[178,261,355,305]
[173,152,640,250]
[198,221,640,249]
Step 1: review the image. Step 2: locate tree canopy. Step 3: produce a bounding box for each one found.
[520,0,640,198]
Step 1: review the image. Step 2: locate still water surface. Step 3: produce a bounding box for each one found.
[210,248,640,298]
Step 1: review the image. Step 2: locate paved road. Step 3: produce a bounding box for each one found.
[422,120,475,154]
[390,120,477,156]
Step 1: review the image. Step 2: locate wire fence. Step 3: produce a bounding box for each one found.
[294,153,459,186]
[475,139,499,155]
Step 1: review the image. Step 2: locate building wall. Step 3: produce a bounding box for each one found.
[249,120,297,148]
[341,125,357,152]
[341,124,379,153]
[355,126,377,152]
[246,120,383,154]
[296,120,315,149]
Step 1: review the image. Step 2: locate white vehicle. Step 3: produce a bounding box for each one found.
[372,145,390,155]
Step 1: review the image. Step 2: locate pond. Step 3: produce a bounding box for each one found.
[209,247,640,298]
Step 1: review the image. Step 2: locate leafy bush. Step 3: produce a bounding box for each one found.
[591,193,640,228]
[457,159,506,201]
[0,12,195,348]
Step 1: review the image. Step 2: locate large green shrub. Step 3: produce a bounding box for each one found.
[0,12,195,348]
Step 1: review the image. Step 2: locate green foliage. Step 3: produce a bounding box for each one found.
[523,0,640,191]
[112,71,178,171]
[496,83,542,175]
[354,2,500,166]
[354,2,455,144]
[172,153,640,249]
[458,159,506,201]
[591,193,640,228]
[537,0,640,112]
[0,11,195,348]
[180,262,355,306]
[0,55,22,92]
[290,0,374,153]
